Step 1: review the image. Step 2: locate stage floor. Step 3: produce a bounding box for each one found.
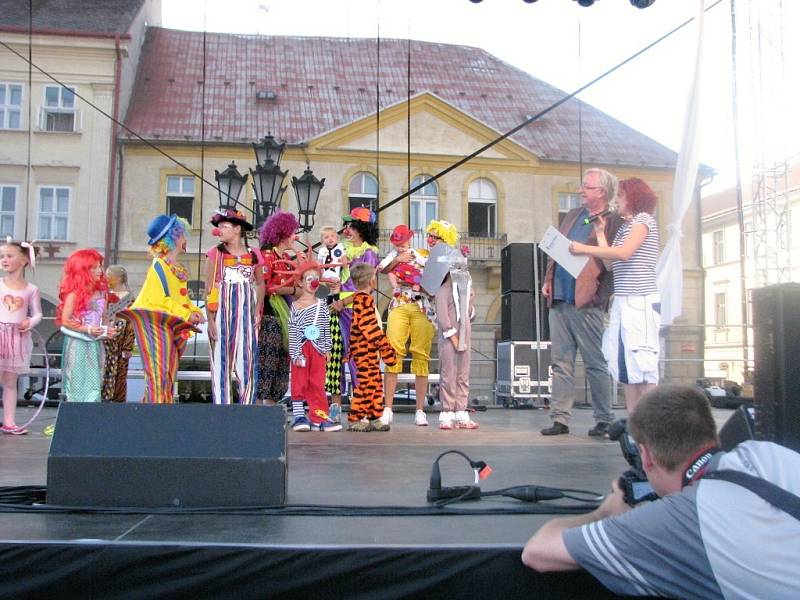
[0,404,734,599]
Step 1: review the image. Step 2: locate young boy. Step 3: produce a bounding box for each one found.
[316,226,346,283]
[378,224,425,296]
[347,263,397,432]
[287,261,340,432]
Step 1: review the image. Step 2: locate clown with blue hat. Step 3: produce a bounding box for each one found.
[124,214,206,403]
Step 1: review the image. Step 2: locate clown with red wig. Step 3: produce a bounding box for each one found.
[57,248,115,402]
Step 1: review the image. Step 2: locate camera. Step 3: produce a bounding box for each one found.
[608,419,659,506]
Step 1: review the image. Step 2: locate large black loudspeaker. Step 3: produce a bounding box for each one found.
[752,283,800,452]
[501,243,549,341]
[501,242,547,293]
[47,403,287,507]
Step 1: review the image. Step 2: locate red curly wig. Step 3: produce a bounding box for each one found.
[56,248,108,325]
[618,178,657,216]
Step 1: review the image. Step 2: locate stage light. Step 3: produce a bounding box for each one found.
[630,0,656,7]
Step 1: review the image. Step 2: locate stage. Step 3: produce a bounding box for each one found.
[0,404,734,599]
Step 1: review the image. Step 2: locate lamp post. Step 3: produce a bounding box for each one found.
[253,132,286,169]
[250,158,288,227]
[292,166,325,234]
[214,161,248,209]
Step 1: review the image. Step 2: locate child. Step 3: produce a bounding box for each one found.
[206,209,265,405]
[0,241,42,434]
[287,261,340,432]
[347,262,397,432]
[57,249,116,403]
[316,226,346,283]
[102,265,136,402]
[378,224,425,295]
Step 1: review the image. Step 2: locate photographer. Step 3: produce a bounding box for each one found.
[521,385,800,598]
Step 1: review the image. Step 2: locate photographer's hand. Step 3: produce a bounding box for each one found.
[597,479,632,519]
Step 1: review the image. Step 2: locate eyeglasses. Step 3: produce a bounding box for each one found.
[580,184,603,191]
[426,234,442,240]
[217,223,236,230]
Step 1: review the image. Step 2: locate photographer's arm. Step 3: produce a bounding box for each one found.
[522,479,629,572]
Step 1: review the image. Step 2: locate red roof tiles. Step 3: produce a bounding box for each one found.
[123,28,679,169]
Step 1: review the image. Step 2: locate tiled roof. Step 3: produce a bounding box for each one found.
[0,0,145,35]
[123,28,679,169]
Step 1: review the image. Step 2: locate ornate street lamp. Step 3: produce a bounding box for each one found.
[250,159,288,229]
[292,166,325,233]
[252,132,286,168]
[214,161,248,210]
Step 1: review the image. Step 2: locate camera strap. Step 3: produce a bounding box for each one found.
[682,446,721,487]
[701,470,800,522]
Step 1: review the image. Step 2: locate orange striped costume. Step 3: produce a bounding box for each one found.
[348,291,397,422]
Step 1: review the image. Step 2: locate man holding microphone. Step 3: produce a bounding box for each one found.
[540,168,623,437]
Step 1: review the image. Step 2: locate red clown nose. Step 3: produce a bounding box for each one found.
[211,227,222,237]
[310,280,320,290]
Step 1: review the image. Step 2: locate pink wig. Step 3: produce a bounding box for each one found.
[259,210,299,248]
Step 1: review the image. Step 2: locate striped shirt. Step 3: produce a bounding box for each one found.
[611,213,658,295]
[288,299,332,361]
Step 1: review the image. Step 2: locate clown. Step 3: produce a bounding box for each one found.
[127,214,205,403]
[205,208,265,405]
[378,223,436,427]
[425,220,478,430]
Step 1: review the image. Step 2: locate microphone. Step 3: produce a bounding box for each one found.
[583,209,612,225]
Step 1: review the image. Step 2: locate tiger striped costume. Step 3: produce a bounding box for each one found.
[348,291,397,422]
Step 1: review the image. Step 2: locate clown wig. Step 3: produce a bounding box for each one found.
[426,220,458,248]
[347,218,379,247]
[56,248,107,325]
[149,216,190,258]
[259,210,300,249]
[291,260,324,286]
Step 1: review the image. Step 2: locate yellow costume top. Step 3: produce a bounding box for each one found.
[132,258,201,322]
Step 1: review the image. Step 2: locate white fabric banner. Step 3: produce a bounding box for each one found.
[656,0,706,326]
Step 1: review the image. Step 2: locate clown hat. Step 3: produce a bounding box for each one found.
[147,214,178,246]
[390,224,414,245]
[210,208,253,232]
[342,206,375,223]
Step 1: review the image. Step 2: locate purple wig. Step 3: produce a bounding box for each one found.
[259,210,300,249]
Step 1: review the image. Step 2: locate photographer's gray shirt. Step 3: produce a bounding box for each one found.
[563,441,800,599]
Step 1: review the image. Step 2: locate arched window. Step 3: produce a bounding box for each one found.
[468,178,496,237]
[410,175,438,234]
[348,172,379,213]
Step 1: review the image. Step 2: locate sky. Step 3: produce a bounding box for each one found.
[161,0,800,197]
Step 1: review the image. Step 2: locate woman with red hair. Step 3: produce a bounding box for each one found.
[57,248,115,402]
[570,177,660,414]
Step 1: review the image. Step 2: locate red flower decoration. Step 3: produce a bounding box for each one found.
[460,245,471,257]
[180,287,188,296]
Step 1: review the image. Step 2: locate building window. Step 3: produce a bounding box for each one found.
[712,230,725,264]
[40,85,78,132]
[0,186,17,237]
[348,172,378,214]
[410,175,438,234]
[166,175,195,225]
[0,83,23,129]
[38,186,70,240]
[558,192,582,226]
[468,178,496,237]
[714,292,727,327]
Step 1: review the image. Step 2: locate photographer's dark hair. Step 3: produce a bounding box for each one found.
[346,218,379,247]
[628,385,719,471]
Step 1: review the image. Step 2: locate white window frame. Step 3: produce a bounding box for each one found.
[468,178,497,238]
[712,230,725,264]
[410,175,439,240]
[39,85,80,133]
[0,184,18,238]
[0,83,23,130]
[348,172,379,213]
[166,175,195,226]
[37,185,71,240]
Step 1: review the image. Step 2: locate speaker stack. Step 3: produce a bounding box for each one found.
[752,283,800,452]
[500,243,549,342]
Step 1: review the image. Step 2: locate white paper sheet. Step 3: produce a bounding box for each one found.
[539,225,589,279]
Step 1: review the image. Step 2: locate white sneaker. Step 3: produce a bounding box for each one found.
[379,406,393,425]
[439,411,455,430]
[455,410,479,430]
[414,409,429,426]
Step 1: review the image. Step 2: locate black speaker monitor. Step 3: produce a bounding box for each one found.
[752,283,800,452]
[501,243,548,294]
[47,403,287,507]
